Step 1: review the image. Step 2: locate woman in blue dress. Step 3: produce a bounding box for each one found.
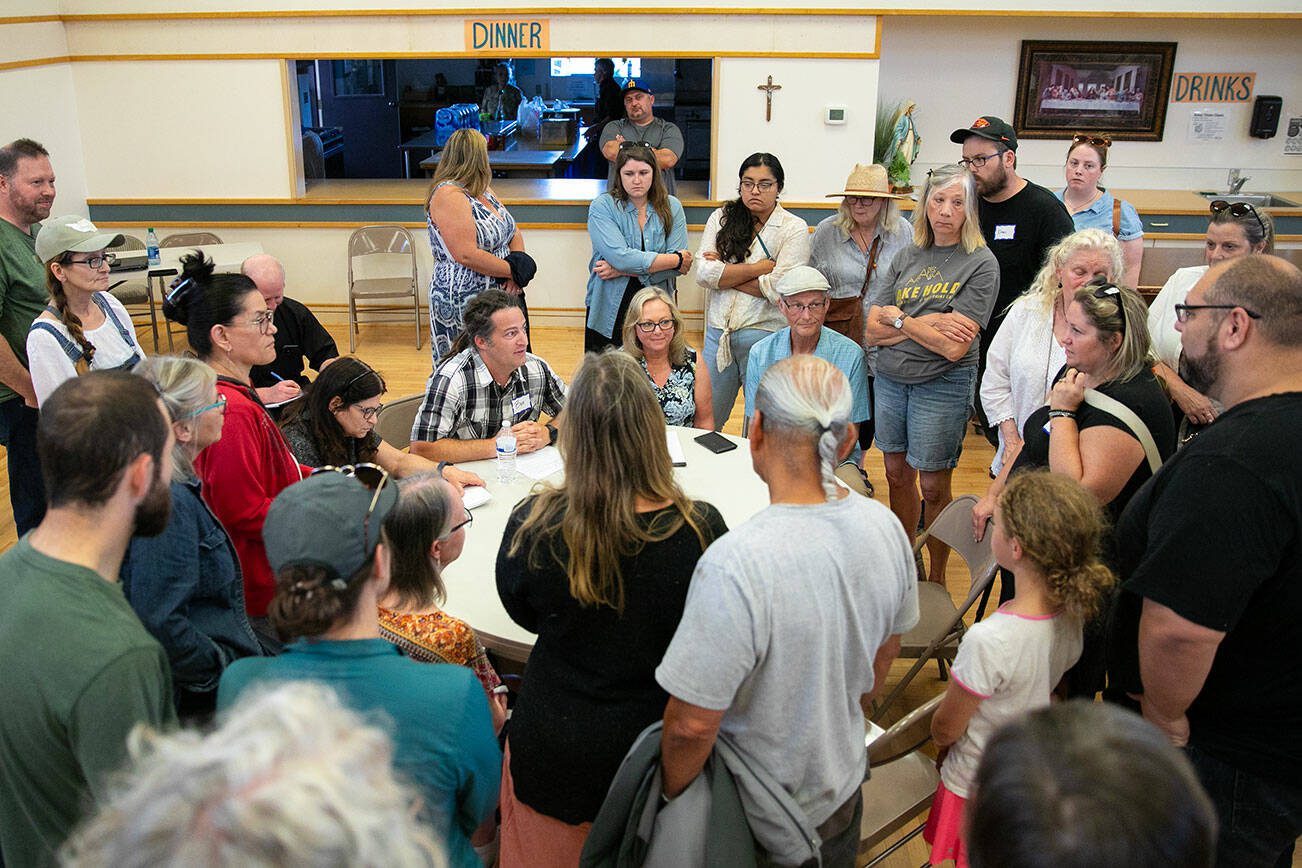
[621,286,713,429]
[584,143,692,353]
[426,128,532,362]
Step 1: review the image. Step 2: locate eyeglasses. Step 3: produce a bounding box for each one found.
[445,507,473,537]
[958,152,1002,170]
[1173,303,1262,323]
[1209,199,1268,239]
[619,140,654,150]
[63,253,117,269]
[781,298,828,314]
[1072,133,1112,148]
[635,318,674,333]
[310,462,391,553]
[846,196,880,206]
[739,180,777,192]
[181,393,227,419]
[245,311,275,334]
[355,402,385,421]
[1090,283,1127,333]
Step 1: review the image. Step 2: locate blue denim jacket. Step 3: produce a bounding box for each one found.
[585,192,688,339]
[121,477,264,700]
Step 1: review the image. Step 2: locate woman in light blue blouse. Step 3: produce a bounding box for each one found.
[1055,133,1144,288]
[584,144,692,353]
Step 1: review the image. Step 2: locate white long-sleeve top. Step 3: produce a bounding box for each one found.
[1147,265,1206,371]
[694,203,810,366]
[979,295,1064,476]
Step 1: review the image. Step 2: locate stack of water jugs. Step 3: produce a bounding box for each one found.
[434,104,482,147]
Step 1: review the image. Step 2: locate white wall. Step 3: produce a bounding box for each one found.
[70,60,292,199]
[715,57,879,202]
[0,63,89,217]
[879,16,1302,192]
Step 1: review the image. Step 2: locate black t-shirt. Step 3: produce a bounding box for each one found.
[1012,366,1176,526]
[1109,392,1302,783]
[977,181,1074,353]
[250,297,339,389]
[496,499,729,823]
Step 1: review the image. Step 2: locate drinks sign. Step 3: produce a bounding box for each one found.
[465,19,550,52]
[1171,73,1255,103]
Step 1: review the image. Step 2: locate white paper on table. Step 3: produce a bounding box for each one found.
[515,445,565,479]
[462,486,493,510]
[666,429,687,467]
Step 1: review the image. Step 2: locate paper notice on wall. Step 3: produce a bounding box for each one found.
[1285,117,1302,156]
[1189,111,1226,142]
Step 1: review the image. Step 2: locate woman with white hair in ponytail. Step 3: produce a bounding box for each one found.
[656,355,919,868]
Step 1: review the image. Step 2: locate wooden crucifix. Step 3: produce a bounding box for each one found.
[757,75,782,122]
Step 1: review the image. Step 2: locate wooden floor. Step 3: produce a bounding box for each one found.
[9,322,1289,866]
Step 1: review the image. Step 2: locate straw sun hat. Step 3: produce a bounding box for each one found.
[826,164,912,199]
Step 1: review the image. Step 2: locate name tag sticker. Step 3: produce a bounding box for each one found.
[511,394,532,416]
[994,224,1017,241]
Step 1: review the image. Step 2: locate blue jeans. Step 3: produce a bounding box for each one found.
[1186,744,1302,867]
[0,398,45,536]
[704,325,770,430]
[873,366,977,471]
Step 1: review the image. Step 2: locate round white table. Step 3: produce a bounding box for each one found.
[438,426,768,661]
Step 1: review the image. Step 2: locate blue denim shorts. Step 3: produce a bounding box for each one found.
[873,366,976,471]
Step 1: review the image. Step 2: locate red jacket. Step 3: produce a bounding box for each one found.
[194,378,308,617]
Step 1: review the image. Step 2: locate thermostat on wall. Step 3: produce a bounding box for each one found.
[825,105,847,125]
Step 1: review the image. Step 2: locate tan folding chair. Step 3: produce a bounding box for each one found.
[347,225,421,352]
[159,232,223,248]
[375,394,424,451]
[859,694,942,866]
[872,494,998,723]
[105,234,160,351]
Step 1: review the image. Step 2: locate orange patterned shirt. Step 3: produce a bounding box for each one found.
[377,606,502,695]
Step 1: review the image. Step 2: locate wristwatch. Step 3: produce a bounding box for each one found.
[893,315,907,330]
[546,423,559,445]
[673,251,684,270]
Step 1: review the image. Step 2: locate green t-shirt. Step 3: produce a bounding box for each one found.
[0,538,175,867]
[0,218,48,403]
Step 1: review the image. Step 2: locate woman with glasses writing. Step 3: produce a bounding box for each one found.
[495,352,727,865]
[278,356,483,489]
[973,281,1174,696]
[696,152,810,429]
[120,356,265,721]
[867,165,999,586]
[621,286,712,429]
[1055,134,1144,288]
[584,143,691,353]
[164,251,308,647]
[1147,200,1275,432]
[27,215,146,407]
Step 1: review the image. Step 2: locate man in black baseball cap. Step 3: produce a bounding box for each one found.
[598,78,685,195]
[950,115,1073,444]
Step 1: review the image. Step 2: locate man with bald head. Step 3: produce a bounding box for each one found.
[244,254,337,403]
[1110,255,1302,866]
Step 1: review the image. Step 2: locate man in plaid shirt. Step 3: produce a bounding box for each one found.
[411,290,565,463]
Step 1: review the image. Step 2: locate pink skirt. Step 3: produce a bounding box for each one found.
[922,780,969,868]
[499,741,593,867]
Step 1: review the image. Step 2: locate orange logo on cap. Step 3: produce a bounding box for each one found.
[972,118,990,128]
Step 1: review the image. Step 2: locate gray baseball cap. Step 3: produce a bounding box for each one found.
[775,265,832,297]
[35,215,124,264]
[264,471,398,582]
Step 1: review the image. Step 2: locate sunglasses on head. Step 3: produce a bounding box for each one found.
[619,140,654,150]
[1090,282,1127,333]
[1072,133,1112,148]
[310,462,391,554]
[1209,199,1267,239]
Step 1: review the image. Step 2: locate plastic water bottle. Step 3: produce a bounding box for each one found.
[495,423,517,484]
[145,228,161,267]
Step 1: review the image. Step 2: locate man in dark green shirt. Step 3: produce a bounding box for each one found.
[0,138,56,534]
[0,371,177,867]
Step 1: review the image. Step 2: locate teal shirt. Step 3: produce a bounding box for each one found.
[218,637,500,868]
[584,192,687,339]
[744,326,871,422]
[0,218,48,403]
[0,538,176,867]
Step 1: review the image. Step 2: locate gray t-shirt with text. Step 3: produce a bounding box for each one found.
[871,242,1000,383]
[656,495,918,828]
